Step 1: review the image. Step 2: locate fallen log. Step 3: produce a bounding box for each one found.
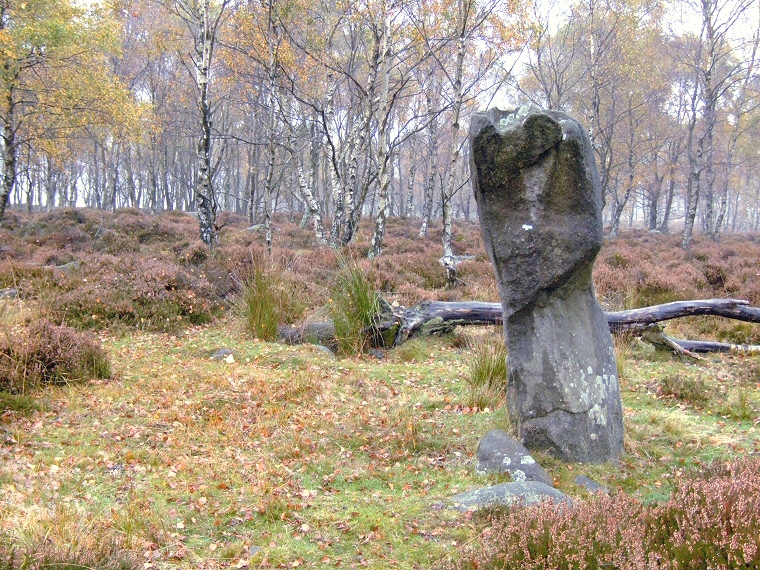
[278,298,760,354]
[605,299,760,333]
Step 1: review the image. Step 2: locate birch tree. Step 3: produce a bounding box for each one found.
[679,0,756,249]
[0,0,134,221]
[173,0,232,247]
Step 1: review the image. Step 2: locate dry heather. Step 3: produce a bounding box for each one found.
[0,320,111,394]
[3,209,759,344]
[450,458,760,569]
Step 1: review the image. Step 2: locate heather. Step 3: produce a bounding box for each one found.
[2,210,760,330]
[0,209,759,569]
[449,458,760,570]
[0,319,111,393]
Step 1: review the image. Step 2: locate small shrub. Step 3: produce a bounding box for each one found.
[703,264,728,289]
[330,260,381,355]
[47,255,218,331]
[179,240,210,266]
[659,374,709,407]
[447,457,760,570]
[93,230,141,254]
[0,320,111,394]
[605,251,631,268]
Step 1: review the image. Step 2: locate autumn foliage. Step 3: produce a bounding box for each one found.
[2,210,760,340]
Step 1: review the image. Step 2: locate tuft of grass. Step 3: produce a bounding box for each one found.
[0,505,140,570]
[716,322,760,345]
[466,338,507,410]
[329,259,381,355]
[236,249,307,341]
[0,392,43,414]
[659,374,709,407]
[721,383,756,421]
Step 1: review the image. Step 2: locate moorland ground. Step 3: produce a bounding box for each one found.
[1,209,759,569]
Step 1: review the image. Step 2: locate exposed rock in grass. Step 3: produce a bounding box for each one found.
[210,348,234,361]
[449,481,571,511]
[476,429,552,485]
[574,475,609,494]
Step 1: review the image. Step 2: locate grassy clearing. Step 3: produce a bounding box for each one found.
[1,213,760,567]
[1,315,758,568]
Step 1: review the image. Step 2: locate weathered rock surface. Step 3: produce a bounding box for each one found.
[0,288,18,299]
[210,348,234,361]
[449,481,571,511]
[470,105,624,463]
[56,260,82,275]
[476,429,552,485]
[574,475,609,494]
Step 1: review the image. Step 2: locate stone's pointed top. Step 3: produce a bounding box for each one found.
[484,104,545,135]
[472,105,590,146]
[470,105,603,315]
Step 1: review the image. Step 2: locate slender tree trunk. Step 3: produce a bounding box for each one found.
[682,77,702,251]
[0,86,17,222]
[659,141,680,233]
[262,0,280,253]
[340,115,369,246]
[405,163,415,217]
[294,154,327,244]
[368,9,393,259]
[190,0,221,248]
[418,95,437,238]
[440,0,472,285]
[610,125,636,237]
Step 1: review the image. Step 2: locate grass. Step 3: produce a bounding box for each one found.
[329,260,382,355]
[0,315,757,568]
[236,252,307,341]
[465,332,507,411]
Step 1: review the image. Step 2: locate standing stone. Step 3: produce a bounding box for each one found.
[469,105,623,463]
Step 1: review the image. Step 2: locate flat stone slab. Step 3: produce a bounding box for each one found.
[210,348,234,361]
[476,429,552,485]
[449,481,571,512]
[574,475,609,494]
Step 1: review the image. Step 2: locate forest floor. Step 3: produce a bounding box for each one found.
[1,209,759,568]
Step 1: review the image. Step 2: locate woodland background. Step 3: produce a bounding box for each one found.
[2,0,760,257]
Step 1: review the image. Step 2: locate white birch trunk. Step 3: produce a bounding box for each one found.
[368,5,393,259]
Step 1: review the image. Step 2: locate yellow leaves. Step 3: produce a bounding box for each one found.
[0,0,142,158]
